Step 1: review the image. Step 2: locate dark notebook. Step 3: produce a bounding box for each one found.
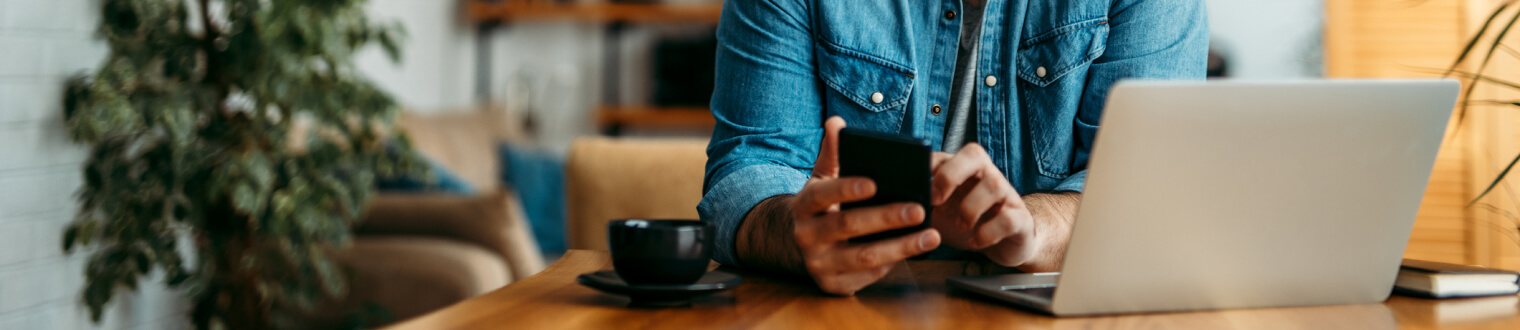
[1393,259,1520,299]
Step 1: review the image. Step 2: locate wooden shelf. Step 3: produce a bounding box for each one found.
[467,1,723,134]
[597,106,714,129]
[467,1,724,24]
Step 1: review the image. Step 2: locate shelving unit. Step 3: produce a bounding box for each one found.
[596,106,714,128]
[466,1,722,134]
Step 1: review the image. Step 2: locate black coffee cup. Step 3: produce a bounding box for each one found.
[607,219,713,285]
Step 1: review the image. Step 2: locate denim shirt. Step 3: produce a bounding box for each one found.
[699,0,1209,268]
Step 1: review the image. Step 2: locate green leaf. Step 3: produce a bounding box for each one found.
[313,251,346,297]
[63,225,80,253]
[377,29,401,63]
[161,96,195,147]
[232,183,260,216]
[1448,2,1514,76]
[271,190,296,219]
[85,279,110,322]
[246,151,275,190]
[78,220,98,247]
[133,249,151,274]
[63,75,91,123]
[120,271,139,291]
[1466,100,1520,107]
[1412,67,1520,91]
[101,0,142,37]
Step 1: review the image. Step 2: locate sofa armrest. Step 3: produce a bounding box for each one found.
[356,189,547,281]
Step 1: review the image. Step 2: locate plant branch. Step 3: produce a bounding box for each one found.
[1415,67,1520,92]
[1472,152,1520,206]
[1474,203,1520,224]
[1447,1,1515,76]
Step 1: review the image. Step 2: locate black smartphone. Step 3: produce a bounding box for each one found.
[838,127,933,243]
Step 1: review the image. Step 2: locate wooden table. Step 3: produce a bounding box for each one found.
[386,250,1520,329]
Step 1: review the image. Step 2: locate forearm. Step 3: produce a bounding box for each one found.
[1019,192,1081,272]
[736,194,808,276]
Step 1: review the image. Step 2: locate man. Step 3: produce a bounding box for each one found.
[699,0,1207,295]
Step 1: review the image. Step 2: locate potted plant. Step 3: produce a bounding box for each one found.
[59,0,423,328]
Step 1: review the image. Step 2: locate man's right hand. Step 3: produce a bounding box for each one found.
[788,117,942,295]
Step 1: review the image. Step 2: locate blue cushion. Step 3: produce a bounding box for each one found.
[500,143,567,258]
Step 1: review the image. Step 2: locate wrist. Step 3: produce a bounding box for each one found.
[736,194,808,276]
[1016,193,1080,272]
[1024,193,1079,220]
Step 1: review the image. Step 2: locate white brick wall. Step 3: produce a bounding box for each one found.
[0,0,187,328]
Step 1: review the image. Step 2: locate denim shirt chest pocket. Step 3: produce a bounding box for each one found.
[1017,17,1108,178]
[816,42,916,133]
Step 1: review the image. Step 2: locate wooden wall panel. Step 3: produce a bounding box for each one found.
[1326,0,1473,265]
[1326,0,1465,78]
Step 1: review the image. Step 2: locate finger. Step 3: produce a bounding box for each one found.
[816,265,893,296]
[818,202,924,242]
[795,177,876,216]
[932,143,993,205]
[938,176,980,229]
[931,152,953,170]
[971,204,1024,250]
[959,176,1016,227]
[813,117,848,178]
[982,219,1040,267]
[827,229,941,272]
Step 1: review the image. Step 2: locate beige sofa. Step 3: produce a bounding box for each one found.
[332,109,545,324]
[334,115,714,325]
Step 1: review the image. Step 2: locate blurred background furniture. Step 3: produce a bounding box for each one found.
[467,0,722,135]
[331,109,547,324]
[565,138,709,251]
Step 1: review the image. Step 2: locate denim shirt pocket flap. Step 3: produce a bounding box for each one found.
[816,42,916,112]
[1017,18,1109,88]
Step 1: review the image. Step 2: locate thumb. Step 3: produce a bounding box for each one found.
[813,116,847,178]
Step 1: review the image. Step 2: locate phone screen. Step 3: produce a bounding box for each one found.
[838,127,933,243]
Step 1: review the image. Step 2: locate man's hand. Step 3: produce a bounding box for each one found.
[737,117,942,295]
[930,143,1076,271]
[794,117,942,295]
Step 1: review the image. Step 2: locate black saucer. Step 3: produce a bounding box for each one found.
[576,270,743,307]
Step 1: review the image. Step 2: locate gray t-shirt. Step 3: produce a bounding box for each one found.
[941,0,986,154]
[925,0,990,261]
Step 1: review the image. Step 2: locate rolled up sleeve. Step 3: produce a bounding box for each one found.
[698,164,808,268]
[699,0,823,268]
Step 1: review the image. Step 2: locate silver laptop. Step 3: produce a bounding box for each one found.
[948,80,1459,316]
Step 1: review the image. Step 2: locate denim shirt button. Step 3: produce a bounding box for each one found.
[1036,66,1048,78]
[932,104,942,115]
[944,10,956,20]
[871,92,884,104]
[985,75,998,87]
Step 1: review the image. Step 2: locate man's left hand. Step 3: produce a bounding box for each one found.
[930,143,1073,271]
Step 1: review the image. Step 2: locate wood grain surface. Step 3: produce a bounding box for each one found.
[385,250,1520,329]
